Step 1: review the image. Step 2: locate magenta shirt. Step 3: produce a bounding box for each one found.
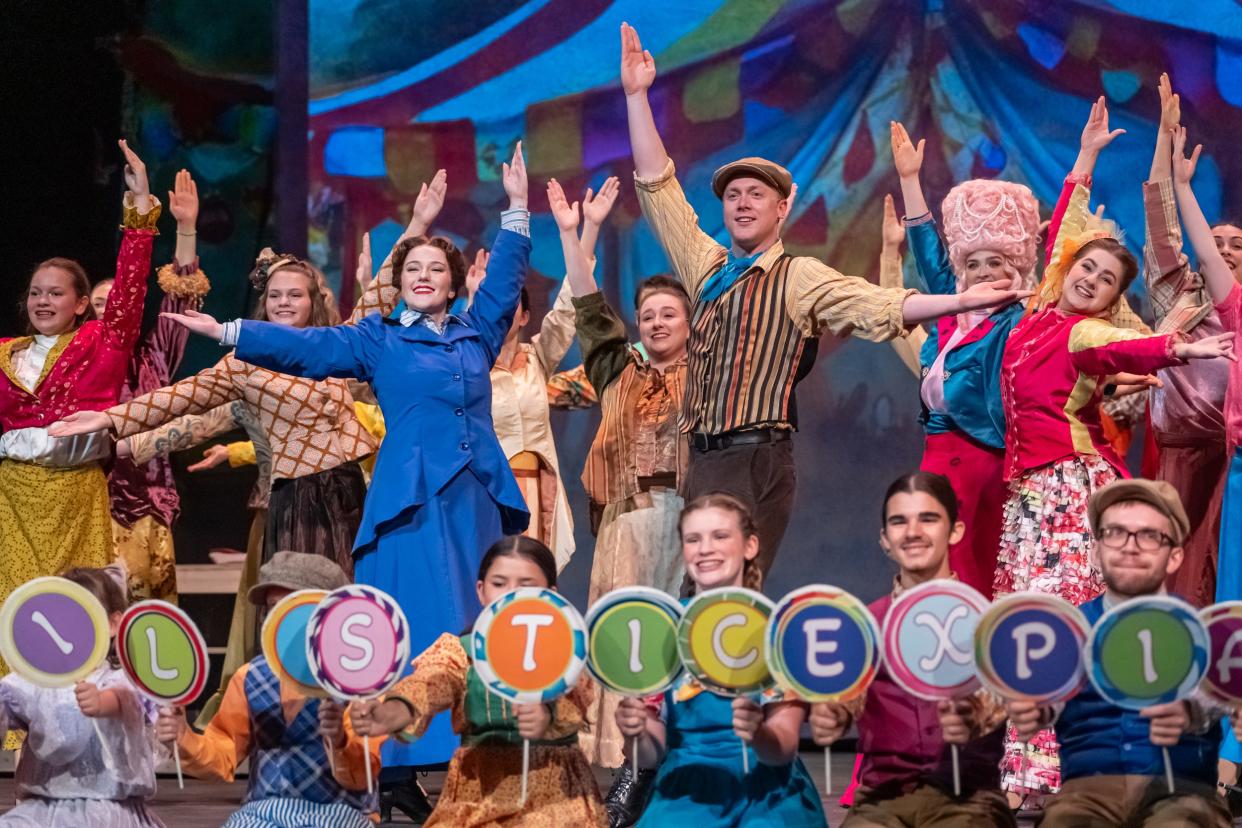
[855,593,1004,793]
[1218,283,1242,455]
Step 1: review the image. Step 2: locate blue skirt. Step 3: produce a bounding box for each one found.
[1218,449,1242,763]
[353,466,504,769]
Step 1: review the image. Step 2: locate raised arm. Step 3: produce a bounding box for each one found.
[621,22,667,178]
[879,195,926,376]
[549,179,596,299]
[1171,127,1236,306]
[1149,74,1179,183]
[146,169,211,385]
[103,140,161,353]
[891,121,930,219]
[1044,97,1125,268]
[1071,96,1125,183]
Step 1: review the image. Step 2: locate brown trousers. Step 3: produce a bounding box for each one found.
[682,437,796,576]
[1158,439,1229,606]
[1038,775,1230,828]
[843,783,1015,827]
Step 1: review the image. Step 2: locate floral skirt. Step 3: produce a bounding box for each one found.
[994,454,1114,799]
[112,515,177,603]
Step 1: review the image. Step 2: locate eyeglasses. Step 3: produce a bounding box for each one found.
[1097,526,1174,551]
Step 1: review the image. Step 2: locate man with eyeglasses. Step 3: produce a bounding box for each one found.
[1006,478,1231,827]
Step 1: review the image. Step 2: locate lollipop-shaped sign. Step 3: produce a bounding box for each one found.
[0,577,110,688]
[766,584,880,793]
[307,584,410,700]
[973,593,1089,705]
[117,599,209,790]
[117,600,209,707]
[1201,601,1242,706]
[765,585,881,703]
[882,580,988,701]
[262,590,327,698]
[1086,595,1208,710]
[586,587,683,697]
[471,587,587,704]
[307,584,410,796]
[677,588,775,698]
[882,579,989,796]
[472,587,587,805]
[1086,595,1209,794]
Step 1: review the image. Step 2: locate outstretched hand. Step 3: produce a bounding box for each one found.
[1175,331,1236,362]
[958,277,1033,312]
[890,121,925,179]
[118,139,149,198]
[465,248,489,299]
[1171,126,1202,186]
[547,179,580,233]
[355,232,373,294]
[161,308,224,341]
[502,141,528,210]
[582,176,621,227]
[1080,95,1125,154]
[47,409,112,438]
[411,169,448,233]
[620,22,656,96]
[187,444,231,473]
[881,193,905,251]
[168,169,199,229]
[1158,72,1180,133]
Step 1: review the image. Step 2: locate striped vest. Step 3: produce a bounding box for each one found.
[244,656,376,813]
[682,255,817,434]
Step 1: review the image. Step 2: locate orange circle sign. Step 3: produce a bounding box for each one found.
[486,598,575,692]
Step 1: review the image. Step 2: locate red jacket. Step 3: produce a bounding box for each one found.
[0,227,156,431]
[1001,307,1180,481]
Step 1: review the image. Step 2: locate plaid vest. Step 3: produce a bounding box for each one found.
[682,255,817,434]
[244,656,376,813]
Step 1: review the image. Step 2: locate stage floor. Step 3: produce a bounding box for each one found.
[0,751,868,826]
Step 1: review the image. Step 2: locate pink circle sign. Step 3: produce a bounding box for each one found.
[306,585,409,700]
[882,580,989,701]
[1200,601,1242,706]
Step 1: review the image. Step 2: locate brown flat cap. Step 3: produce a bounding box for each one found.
[248,550,350,606]
[711,157,793,199]
[1088,478,1190,546]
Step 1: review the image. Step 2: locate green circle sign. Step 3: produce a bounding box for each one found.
[586,588,683,696]
[117,600,208,706]
[1087,596,1209,711]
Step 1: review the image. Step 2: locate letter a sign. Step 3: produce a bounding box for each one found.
[1201,602,1242,706]
[472,587,587,704]
[678,588,775,696]
[882,580,989,700]
[766,585,881,703]
[973,593,1089,704]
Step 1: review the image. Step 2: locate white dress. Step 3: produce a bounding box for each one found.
[0,666,165,827]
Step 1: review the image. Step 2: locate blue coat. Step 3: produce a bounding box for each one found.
[235,228,531,555]
[908,217,1023,450]
[1057,595,1220,785]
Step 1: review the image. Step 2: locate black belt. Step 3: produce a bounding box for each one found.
[689,428,792,452]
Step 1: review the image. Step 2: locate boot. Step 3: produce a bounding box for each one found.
[604,764,656,828]
[379,777,433,824]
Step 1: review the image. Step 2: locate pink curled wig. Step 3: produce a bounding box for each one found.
[941,179,1040,292]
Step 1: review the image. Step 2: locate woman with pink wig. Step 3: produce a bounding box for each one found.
[888,121,1039,600]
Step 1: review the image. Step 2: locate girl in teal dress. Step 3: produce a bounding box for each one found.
[616,493,828,827]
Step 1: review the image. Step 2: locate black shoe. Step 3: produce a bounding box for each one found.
[604,765,656,828]
[379,777,433,824]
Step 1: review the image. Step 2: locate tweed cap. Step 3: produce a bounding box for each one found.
[247,550,350,605]
[1088,478,1190,546]
[711,157,793,199]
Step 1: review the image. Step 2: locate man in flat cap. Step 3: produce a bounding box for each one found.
[619,22,1030,574]
[1006,479,1231,827]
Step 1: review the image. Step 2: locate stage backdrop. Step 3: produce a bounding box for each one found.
[305,0,1242,604]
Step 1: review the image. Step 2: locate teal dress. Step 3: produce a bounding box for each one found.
[636,679,827,827]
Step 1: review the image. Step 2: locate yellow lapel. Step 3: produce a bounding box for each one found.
[34,333,76,390]
[0,337,32,393]
[0,332,76,394]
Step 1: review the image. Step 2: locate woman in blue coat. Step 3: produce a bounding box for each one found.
[888,122,1038,600]
[154,145,533,779]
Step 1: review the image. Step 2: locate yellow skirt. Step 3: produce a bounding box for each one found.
[112,514,178,603]
[0,459,112,611]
